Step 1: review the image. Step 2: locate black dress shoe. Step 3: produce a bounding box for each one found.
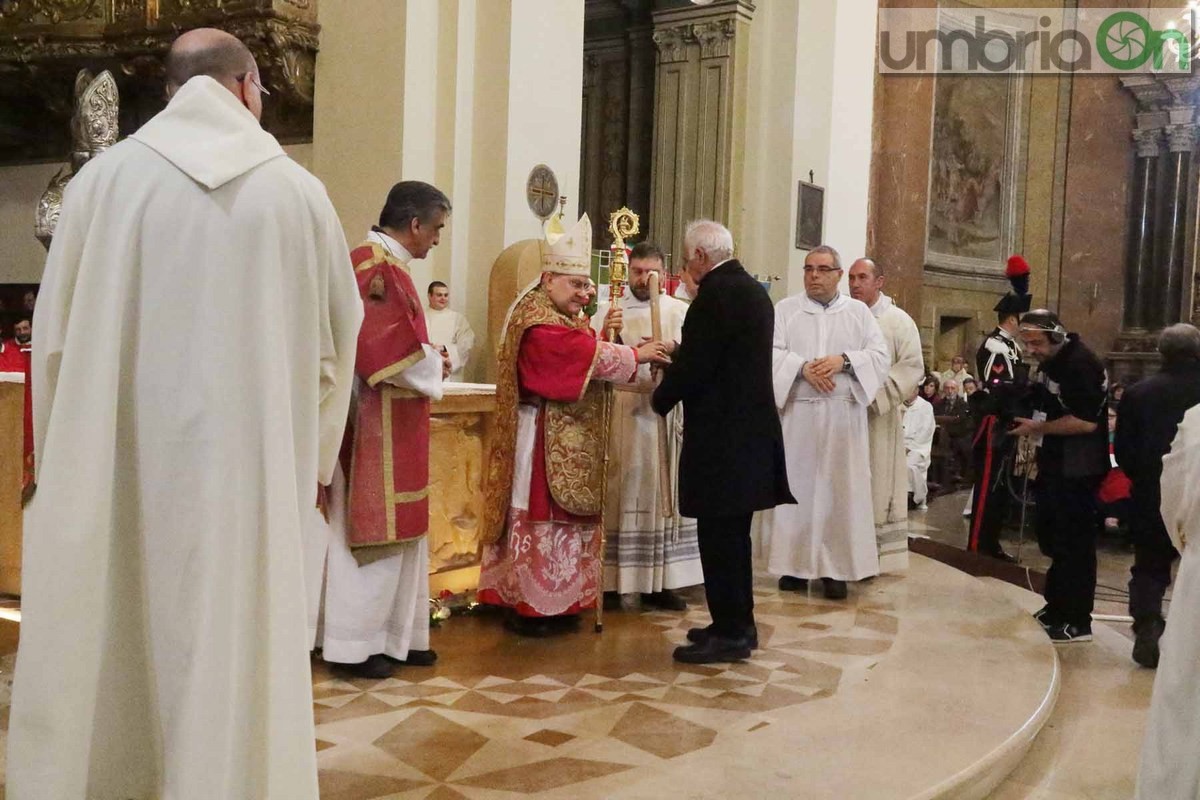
[1132,617,1165,668]
[822,578,848,600]
[778,575,808,592]
[673,635,752,664]
[333,653,396,680]
[687,624,759,650]
[642,590,688,611]
[985,549,1018,564]
[386,649,438,667]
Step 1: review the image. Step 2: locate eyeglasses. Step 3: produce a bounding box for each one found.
[237,72,271,96]
[802,265,841,274]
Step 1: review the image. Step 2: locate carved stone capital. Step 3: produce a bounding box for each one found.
[1165,122,1199,154]
[652,24,690,64]
[1133,127,1166,158]
[692,18,736,59]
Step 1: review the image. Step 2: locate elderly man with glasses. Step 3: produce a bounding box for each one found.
[760,244,889,601]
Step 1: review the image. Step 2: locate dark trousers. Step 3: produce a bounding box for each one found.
[696,513,755,639]
[1035,474,1102,628]
[970,416,1013,554]
[1128,486,1180,626]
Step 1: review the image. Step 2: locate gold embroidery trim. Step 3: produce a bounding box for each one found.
[367,348,427,389]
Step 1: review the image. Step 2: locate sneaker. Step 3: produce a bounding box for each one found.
[1032,605,1053,629]
[1046,622,1092,643]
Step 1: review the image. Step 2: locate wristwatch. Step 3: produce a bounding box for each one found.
[841,353,852,373]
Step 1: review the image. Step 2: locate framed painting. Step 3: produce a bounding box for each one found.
[795,181,825,250]
[924,5,1027,274]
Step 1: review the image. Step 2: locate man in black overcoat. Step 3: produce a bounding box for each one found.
[1115,323,1200,667]
[652,219,794,664]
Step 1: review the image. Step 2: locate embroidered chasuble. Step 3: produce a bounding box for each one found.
[478,286,637,617]
[345,241,432,551]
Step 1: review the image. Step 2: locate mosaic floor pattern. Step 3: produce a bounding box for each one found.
[313,576,901,799]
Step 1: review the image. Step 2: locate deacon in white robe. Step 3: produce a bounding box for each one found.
[759,246,888,597]
[848,259,924,573]
[1136,404,1200,799]
[904,394,935,508]
[425,280,476,382]
[8,32,362,800]
[591,245,703,604]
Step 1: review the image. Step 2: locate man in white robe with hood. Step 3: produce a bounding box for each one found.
[7,29,362,800]
[847,258,924,572]
[760,245,889,599]
[1136,403,1200,798]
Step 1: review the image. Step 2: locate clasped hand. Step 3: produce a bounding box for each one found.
[802,354,844,393]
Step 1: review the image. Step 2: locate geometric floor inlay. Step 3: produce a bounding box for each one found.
[313,575,901,798]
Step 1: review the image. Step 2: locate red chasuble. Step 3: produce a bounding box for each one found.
[344,242,432,549]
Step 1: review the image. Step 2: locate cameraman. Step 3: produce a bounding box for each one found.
[1011,310,1109,643]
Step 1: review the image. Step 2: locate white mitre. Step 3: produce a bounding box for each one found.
[540,213,592,276]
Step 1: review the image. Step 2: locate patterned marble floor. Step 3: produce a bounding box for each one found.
[313,578,899,800]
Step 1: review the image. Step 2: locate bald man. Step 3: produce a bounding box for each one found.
[7,29,362,800]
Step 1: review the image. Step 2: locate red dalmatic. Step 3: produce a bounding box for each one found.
[343,242,432,549]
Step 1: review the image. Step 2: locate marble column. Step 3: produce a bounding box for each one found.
[648,0,754,253]
[1123,126,1162,332]
[1159,120,1197,327]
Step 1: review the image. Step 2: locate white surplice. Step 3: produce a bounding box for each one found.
[1136,405,1200,799]
[304,230,444,664]
[591,294,703,594]
[758,293,889,581]
[866,294,924,572]
[903,396,935,506]
[7,76,363,800]
[425,306,475,382]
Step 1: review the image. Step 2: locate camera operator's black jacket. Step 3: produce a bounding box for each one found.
[1030,334,1109,479]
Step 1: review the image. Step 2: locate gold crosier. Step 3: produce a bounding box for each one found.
[595,207,639,632]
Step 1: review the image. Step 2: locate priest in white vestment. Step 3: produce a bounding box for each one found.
[1136,404,1200,799]
[8,30,362,800]
[848,258,924,572]
[591,242,703,608]
[759,245,889,600]
[425,280,475,381]
[305,182,452,681]
[904,391,936,509]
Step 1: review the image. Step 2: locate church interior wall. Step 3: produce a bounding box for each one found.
[740,0,877,302]
[0,163,60,285]
[311,0,584,383]
[868,0,1135,372]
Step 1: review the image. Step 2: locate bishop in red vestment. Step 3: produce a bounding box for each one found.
[478,214,668,636]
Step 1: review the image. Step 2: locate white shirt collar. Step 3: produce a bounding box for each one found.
[367,229,414,265]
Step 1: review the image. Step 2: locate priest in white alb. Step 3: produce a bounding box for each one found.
[1136,403,1200,799]
[8,30,363,800]
[591,242,702,610]
[904,388,936,510]
[425,280,475,381]
[848,257,924,572]
[759,245,889,600]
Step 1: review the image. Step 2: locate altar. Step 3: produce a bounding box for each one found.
[428,382,496,597]
[0,374,24,596]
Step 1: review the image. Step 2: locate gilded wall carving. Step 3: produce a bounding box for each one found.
[0,0,318,163]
